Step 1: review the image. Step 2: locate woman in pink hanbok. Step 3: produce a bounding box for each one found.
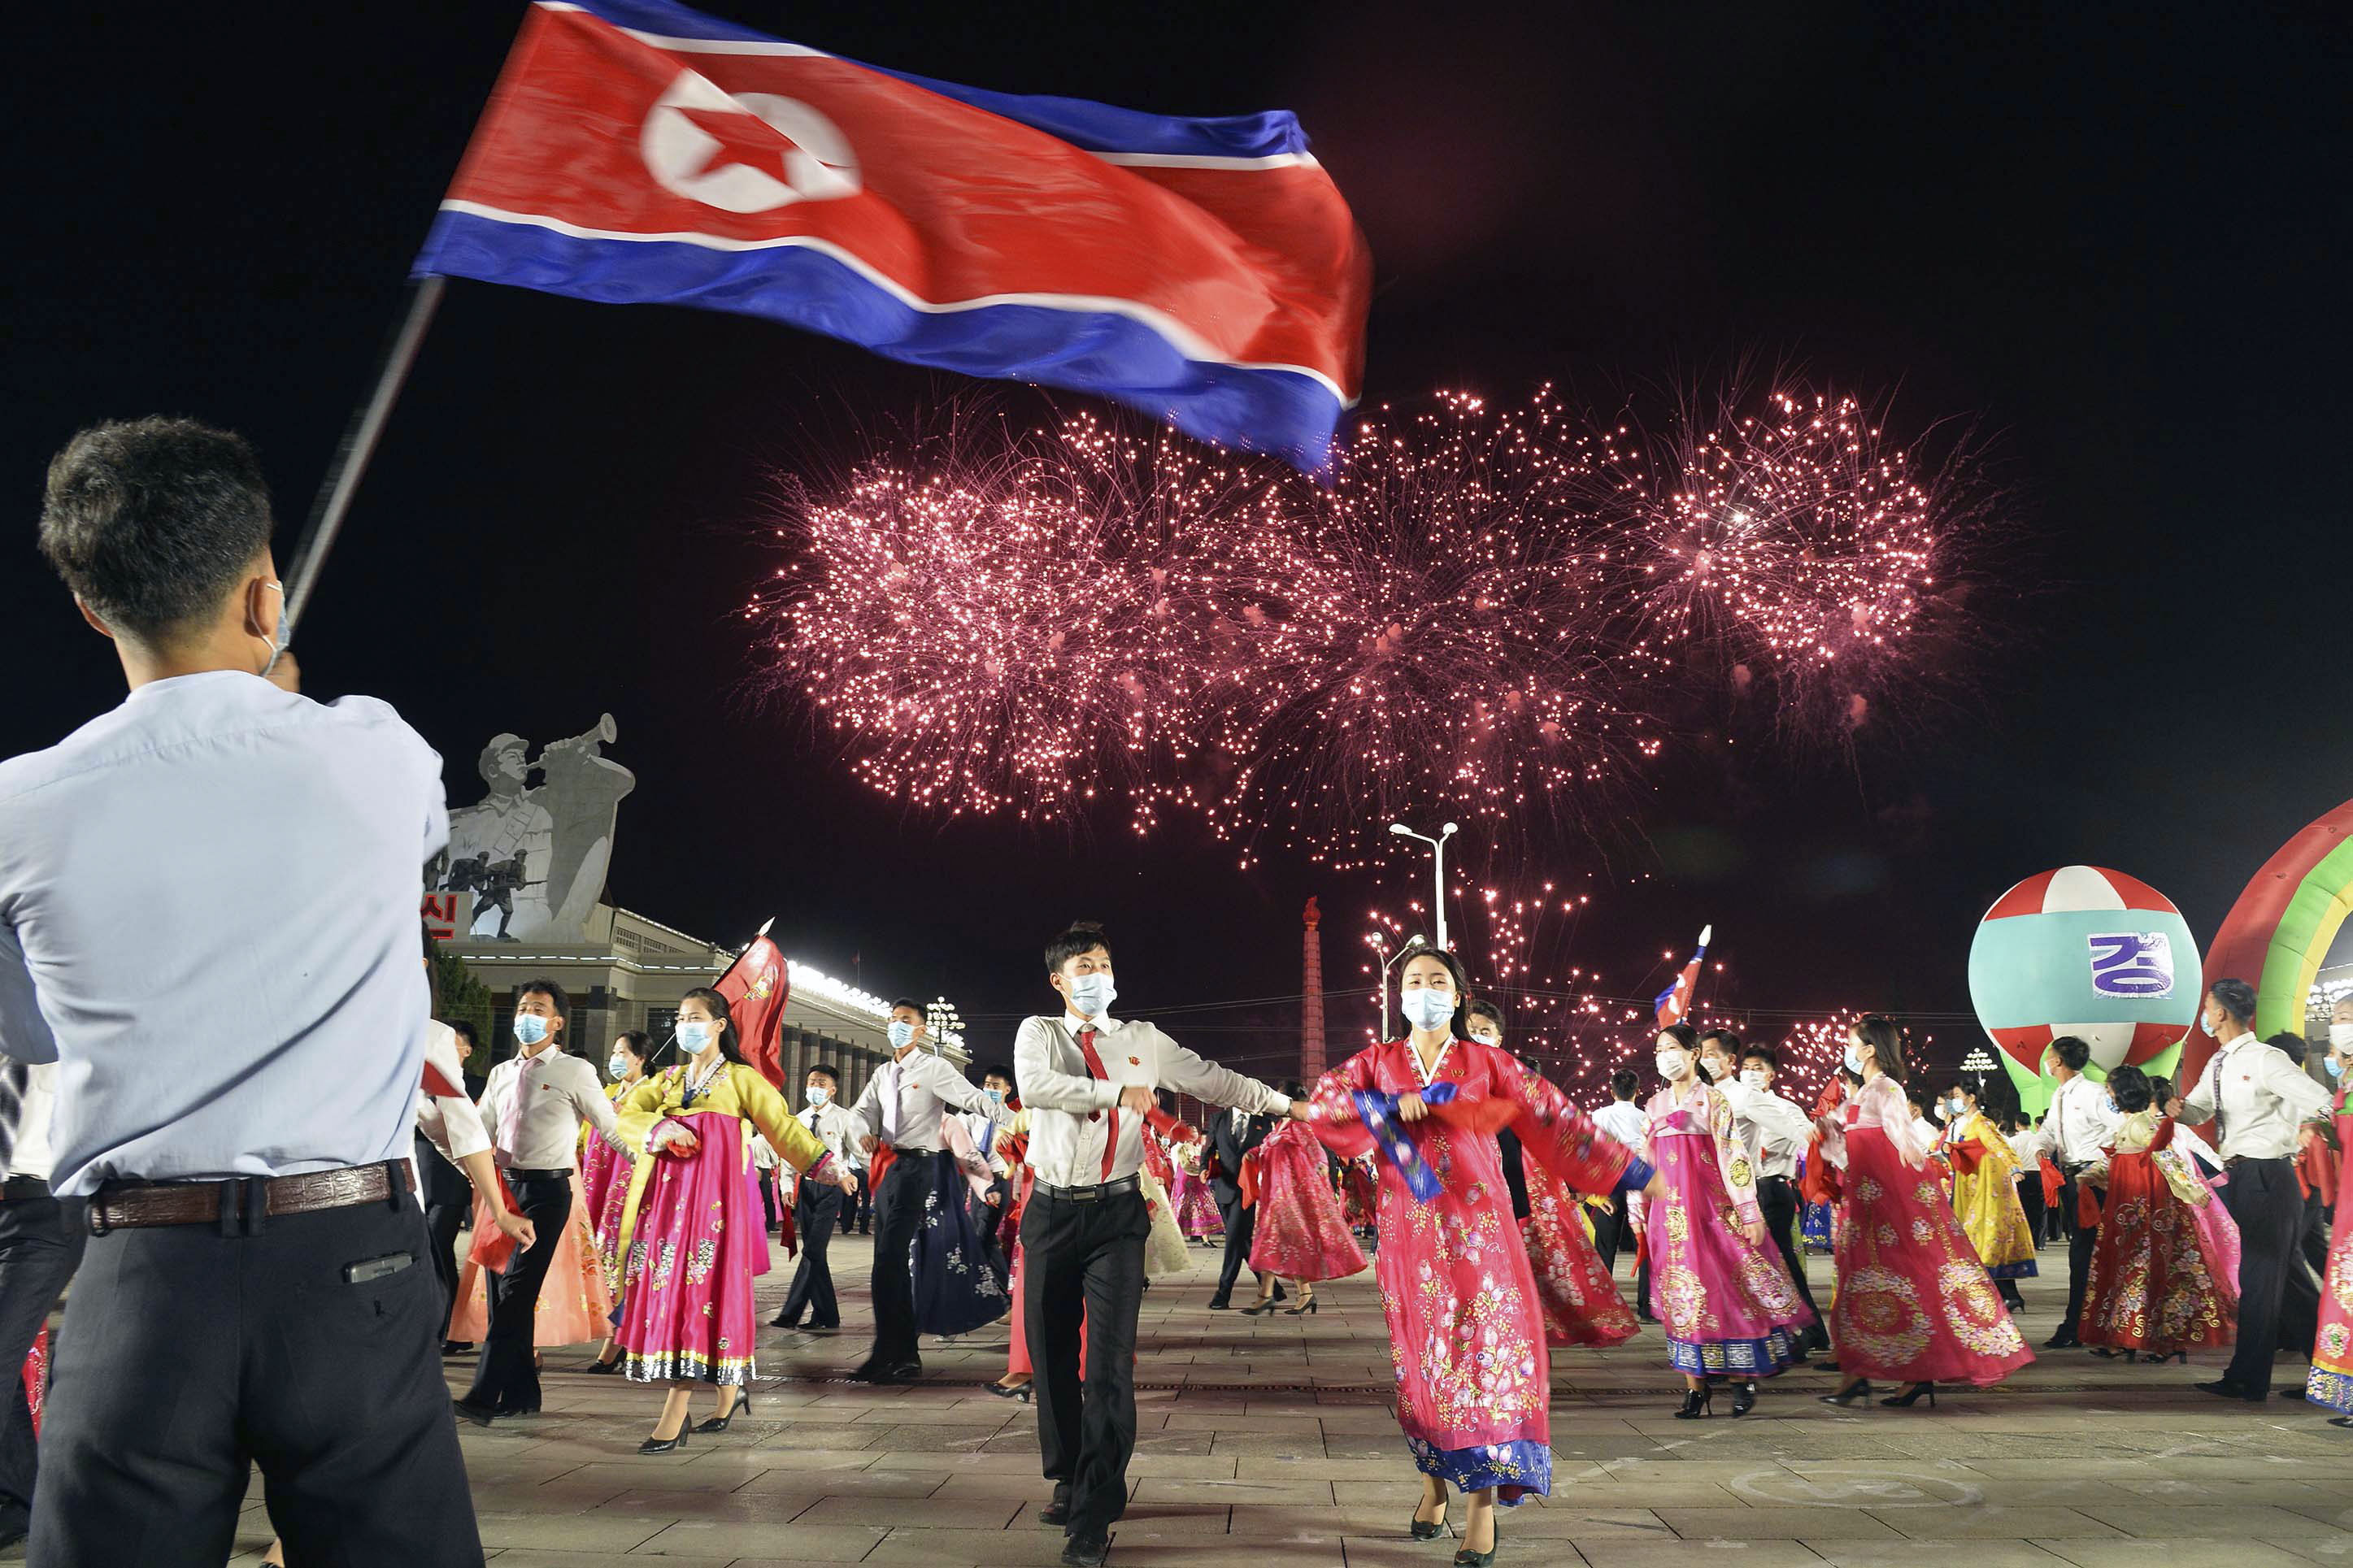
[2152,1076,2242,1288]
[583,1030,653,1372]
[1167,1135,1222,1244]
[1819,1015,2033,1407]
[1641,1026,1812,1416]
[1311,949,1657,1568]
[1243,1080,1368,1312]
[2302,1019,2353,1425]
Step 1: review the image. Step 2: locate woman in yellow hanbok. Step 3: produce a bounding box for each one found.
[1935,1080,2038,1310]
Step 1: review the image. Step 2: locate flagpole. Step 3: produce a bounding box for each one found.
[281,274,447,638]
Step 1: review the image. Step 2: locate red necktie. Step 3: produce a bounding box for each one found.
[1076,1028,1117,1181]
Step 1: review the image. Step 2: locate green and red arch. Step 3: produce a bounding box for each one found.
[2179,797,2353,1092]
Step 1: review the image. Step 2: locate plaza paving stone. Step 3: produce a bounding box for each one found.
[207,1232,2353,1566]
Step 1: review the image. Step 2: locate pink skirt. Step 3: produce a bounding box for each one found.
[1248,1137,1367,1284]
[616,1113,765,1384]
[448,1171,615,1344]
[1523,1167,1638,1347]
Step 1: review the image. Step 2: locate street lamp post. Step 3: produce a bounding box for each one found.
[1960,1046,1996,1100]
[1388,820,1459,952]
[1374,932,1429,1040]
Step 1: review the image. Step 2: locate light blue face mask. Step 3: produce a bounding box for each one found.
[1400,988,1454,1033]
[607,1053,629,1080]
[514,1014,550,1048]
[1067,973,1116,1018]
[677,1021,712,1051]
[1842,1043,1864,1074]
[888,1019,916,1050]
[2326,1058,2344,1080]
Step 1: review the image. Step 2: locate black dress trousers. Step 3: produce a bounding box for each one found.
[1022,1186,1148,1540]
[32,1188,481,1566]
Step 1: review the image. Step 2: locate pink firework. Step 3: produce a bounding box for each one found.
[751,384,1998,859]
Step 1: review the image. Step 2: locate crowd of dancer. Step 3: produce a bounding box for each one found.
[0,418,2348,1568]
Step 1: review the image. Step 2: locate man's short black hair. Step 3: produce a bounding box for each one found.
[981,1063,1016,1085]
[1045,920,1110,973]
[1738,1042,1779,1071]
[807,1062,840,1086]
[1609,1068,1639,1100]
[1698,1028,1741,1054]
[2266,1031,2308,1066]
[2210,978,2259,1027]
[2048,1035,2091,1072]
[449,1019,480,1051]
[516,978,572,1046]
[889,997,921,1016]
[40,417,276,644]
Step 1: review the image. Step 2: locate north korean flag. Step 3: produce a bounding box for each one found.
[413,0,1372,469]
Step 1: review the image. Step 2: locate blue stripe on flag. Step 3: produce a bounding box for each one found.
[415,208,1344,467]
[566,0,1313,159]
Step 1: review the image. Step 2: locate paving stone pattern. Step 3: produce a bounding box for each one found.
[225,1234,2353,1566]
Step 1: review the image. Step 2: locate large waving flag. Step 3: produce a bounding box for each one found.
[1654,925,1712,1028]
[412,0,1372,469]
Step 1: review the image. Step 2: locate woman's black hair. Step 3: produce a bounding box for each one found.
[613,1030,651,1064]
[1854,1014,1909,1085]
[677,986,746,1067]
[1278,1079,1306,1099]
[1395,947,1474,1039]
[2107,1062,2154,1113]
[2147,1075,2176,1109]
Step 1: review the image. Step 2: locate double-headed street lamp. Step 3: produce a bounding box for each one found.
[1388,820,1459,953]
[1372,932,1429,1040]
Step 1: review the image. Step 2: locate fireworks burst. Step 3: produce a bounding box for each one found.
[750,384,1998,860]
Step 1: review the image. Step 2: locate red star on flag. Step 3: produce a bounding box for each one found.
[679,106,803,179]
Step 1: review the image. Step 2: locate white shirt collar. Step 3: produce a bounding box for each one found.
[2220,1030,2259,1053]
[1063,1012,1120,1036]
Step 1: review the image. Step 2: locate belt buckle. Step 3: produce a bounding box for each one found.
[1068,1183,1100,1202]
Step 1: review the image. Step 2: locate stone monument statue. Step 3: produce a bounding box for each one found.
[437,715,635,942]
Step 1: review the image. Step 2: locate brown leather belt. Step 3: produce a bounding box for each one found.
[88,1161,412,1236]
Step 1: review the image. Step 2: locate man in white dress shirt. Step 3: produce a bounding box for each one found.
[1592,1069,1648,1288]
[775,1062,859,1331]
[2181,978,2333,1400]
[0,418,479,1563]
[846,1000,996,1382]
[2020,1034,2120,1348]
[455,979,622,1424]
[1014,921,1302,1567]
[1727,1040,1827,1350]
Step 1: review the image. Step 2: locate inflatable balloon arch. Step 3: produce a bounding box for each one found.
[1968,798,2353,1115]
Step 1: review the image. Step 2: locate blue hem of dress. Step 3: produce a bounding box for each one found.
[1407,1436,1551,1503]
[1985,1259,2038,1279]
[2306,1366,2353,1415]
[1668,1326,1804,1378]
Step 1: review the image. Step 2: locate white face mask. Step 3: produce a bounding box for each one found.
[1739,1067,1768,1089]
[1655,1051,1690,1081]
[1843,1042,1864,1074]
[1400,988,1454,1033]
[806,1084,830,1105]
[2329,1023,2353,1050]
[1470,1030,1500,1047]
[1066,972,1116,1018]
[607,1053,629,1080]
[887,1019,917,1050]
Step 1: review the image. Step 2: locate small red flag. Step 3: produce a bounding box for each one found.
[718,923,793,1088]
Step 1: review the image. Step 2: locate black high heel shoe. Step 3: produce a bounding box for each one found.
[988,1379,1034,1402]
[584,1355,621,1375]
[1283,1297,1320,1315]
[1453,1522,1499,1567]
[1879,1381,1937,1409]
[1731,1380,1759,1418]
[638,1425,692,1454]
[694,1390,752,1432]
[1241,1297,1281,1316]
[1819,1378,1874,1406]
[1672,1383,1712,1419]
[1408,1501,1452,1541]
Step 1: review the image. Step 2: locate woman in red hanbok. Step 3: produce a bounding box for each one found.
[1311,949,1657,1568]
[1819,1016,2032,1406]
[2080,1065,2236,1360]
[1243,1081,1368,1312]
[2305,1017,2353,1425]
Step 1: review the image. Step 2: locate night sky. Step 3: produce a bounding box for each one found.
[8,4,2348,1085]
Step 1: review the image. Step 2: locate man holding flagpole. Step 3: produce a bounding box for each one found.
[3,418,480,1565]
